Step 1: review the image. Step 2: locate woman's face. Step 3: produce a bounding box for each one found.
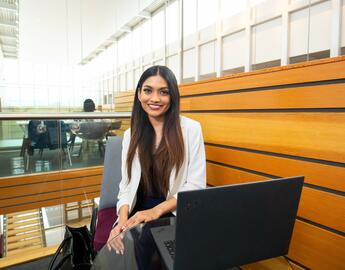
[138,75,171,121]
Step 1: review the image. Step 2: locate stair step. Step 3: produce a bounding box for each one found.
[7,210,39,216]
[7,237,43,251]
[7,231,42,243]
[6,244,42,257]
[7,213,40,223]
[7,220,40,230]
[6,225,41,236]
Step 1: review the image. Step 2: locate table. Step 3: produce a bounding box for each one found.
[92,217,174,270]
[92,217,293,270]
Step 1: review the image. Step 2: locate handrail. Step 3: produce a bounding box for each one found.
[0,112,131,120]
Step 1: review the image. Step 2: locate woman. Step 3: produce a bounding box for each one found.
[107,66,206,253]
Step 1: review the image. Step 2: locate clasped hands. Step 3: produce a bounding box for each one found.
[107,207,163,254]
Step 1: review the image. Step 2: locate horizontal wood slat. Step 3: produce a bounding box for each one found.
[115,95,134,103]
[7,238,42,250]
[206,162,266,186]
[179,56,345,96]
[6,245,42,256]
[0,167,103,214]
[114,91,135,99]
[7,220,40,230]
[242,256,304,270]
[7,231,41,243]
[0,185,100,211]
[115,102,133,108]
[7,213,40,223]
[298,187,345,233]
[288,220,345,270]
[181,83,345,111]
[184,113,345,163]
[0,166,103,187]
[207,162,345,233]
[0,175,102,200]
[205,145,345,192]
[115,107,133,112]
[1,191,100,214]
[6,225,41,236]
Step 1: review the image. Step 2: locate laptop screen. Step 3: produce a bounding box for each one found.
[173,176,304,270]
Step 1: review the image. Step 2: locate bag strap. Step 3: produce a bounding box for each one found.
[48,236,72,270]
[90,206,98,242]
[51,253,72,270]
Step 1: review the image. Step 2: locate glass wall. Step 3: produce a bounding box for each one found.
[0,0,344,112]
[0,114,127,260]
[86,0,345,106]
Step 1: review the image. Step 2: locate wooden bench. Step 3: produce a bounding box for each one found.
[179,56,345,270]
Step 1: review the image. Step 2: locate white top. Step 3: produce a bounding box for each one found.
[116,116,207,216]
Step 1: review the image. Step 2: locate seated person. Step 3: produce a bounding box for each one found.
[68,98,96,148]
[107,66,207,254]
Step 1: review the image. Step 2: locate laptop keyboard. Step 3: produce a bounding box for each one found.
[163,240,176,260]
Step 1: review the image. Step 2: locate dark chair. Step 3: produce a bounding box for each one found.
[91,136,123,251]
[26,120,72,169]
[70,120,112,157]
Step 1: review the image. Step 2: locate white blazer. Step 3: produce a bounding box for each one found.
[116,116,206,216]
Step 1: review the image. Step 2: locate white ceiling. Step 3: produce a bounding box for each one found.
[0,0,18,58]
[17,0,159,65]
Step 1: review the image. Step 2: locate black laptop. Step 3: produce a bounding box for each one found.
[151,176,304,270]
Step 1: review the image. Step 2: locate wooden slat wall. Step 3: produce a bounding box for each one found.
[180,56,345,270]
[114,91,133,136]
[0,166,103,214]
[114,91,134,112]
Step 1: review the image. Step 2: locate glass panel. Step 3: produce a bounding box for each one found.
[0,199,96,257]
[289,0,332,63]
[222,31,246,73]
[252,17,282,70]
[0,114,126,259]
[0,118,124,177]
[183,0,197,37]
[166,1,179,45]
[152,9,164,51]
[199,41,216,76]
[197,0,217,30]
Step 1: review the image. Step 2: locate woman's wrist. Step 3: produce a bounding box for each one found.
[153,206,164,218]
[118,205,129,225]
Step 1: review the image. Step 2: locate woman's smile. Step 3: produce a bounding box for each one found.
[148,104,163,110]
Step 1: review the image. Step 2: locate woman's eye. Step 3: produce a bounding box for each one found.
[143,88,152,94]
[160,90,169,96]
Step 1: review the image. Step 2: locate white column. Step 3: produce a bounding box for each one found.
[215,0,222,77]
[281,0,289,66]
[178,0,183,83]
[330,0,342,57]
[195,0,199,81]
[163,1,167,66]
[244,1,252,72]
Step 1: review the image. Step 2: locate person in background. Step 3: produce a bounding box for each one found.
[83,98,96,112]
[68,98,96,149]
[107,65,206,254]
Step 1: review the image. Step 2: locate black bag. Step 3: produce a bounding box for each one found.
[48,225,94,270]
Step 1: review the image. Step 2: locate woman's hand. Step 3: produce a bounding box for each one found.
[124,207,163,229]
[107,223,126,255]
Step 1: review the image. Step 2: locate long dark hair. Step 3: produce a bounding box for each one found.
[126,65,184,196]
